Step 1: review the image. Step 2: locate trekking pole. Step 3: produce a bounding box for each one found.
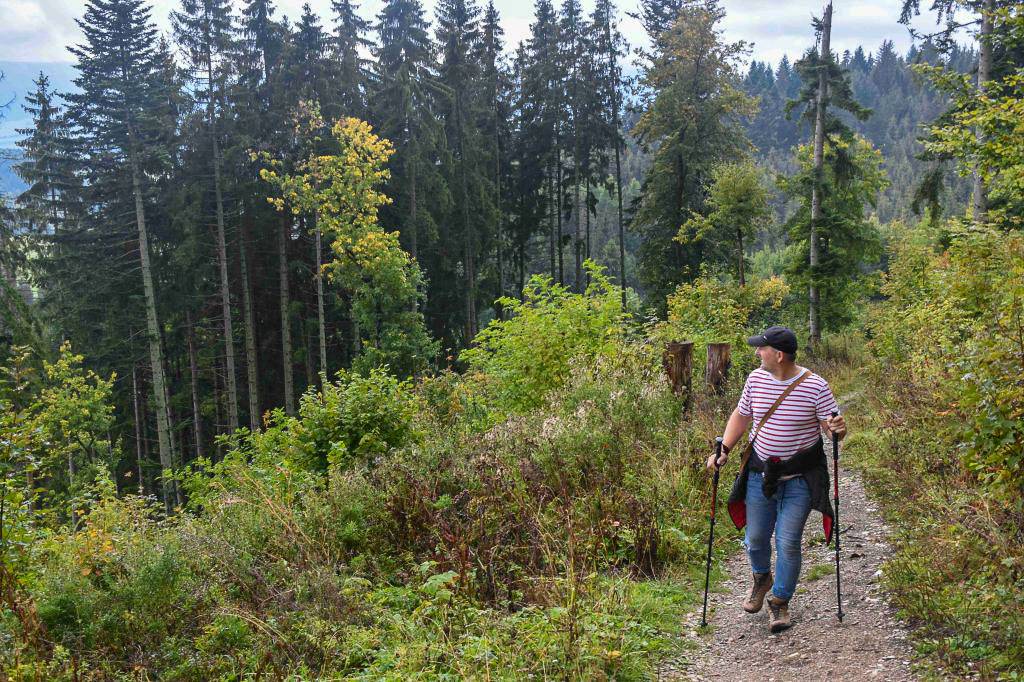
[831,411,844,623]
[700,437,723,628]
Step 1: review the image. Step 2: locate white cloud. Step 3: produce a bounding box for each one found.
[0,0,83,62]
[0,0,970,67]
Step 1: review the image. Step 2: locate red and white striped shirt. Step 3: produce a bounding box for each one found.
[737,367,839,461]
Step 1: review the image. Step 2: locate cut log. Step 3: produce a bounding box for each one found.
[662,341,694,409]
[706,343,731,394]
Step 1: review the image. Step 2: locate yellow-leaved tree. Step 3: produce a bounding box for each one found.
[260,105,437,377]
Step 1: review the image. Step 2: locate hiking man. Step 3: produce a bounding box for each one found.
[705,326,847,633]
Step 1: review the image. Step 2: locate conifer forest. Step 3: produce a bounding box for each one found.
[0,0,1022,678]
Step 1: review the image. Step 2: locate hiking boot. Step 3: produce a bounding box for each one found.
[742,572,773,613]
[767,595,792,633]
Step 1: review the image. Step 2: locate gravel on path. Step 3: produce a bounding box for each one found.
[658,437,919,682]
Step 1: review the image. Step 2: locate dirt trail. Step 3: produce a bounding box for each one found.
[659,436,919,681]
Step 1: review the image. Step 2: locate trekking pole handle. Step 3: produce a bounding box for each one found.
[713,437,723,469]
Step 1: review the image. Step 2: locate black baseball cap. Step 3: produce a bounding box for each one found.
[747,326,798,354]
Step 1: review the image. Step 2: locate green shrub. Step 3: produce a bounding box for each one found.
[31,486,192,665]
[651,273,790,390]
[209,367,422,475]
[850,225,1024,677]
[8,295,733,680]
[460,261,628,417]
[869,224,1024,498]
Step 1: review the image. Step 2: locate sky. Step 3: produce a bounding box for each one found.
[0,0,958,67]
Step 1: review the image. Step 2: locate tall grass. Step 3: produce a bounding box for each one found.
[3,337,739,679]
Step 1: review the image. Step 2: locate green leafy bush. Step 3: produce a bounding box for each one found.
[853,222,1024,677]
[652,273,790,383]
[214,367,422,474]
[461,262,628,416]
[869,224,1024,495]
[0,342,120,526]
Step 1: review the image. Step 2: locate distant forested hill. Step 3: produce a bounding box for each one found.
[0,150,22,196]
[742,41,976,224]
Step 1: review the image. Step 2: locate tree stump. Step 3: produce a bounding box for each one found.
[662,341,694,409]
[706,343,731,394]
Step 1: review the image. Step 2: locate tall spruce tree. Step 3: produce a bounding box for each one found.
[288,4,338,112]
[632,0,755,310]
[331,0,372,117]
[67,0,178,511]
[373,0,440,262]
[231,0,280,427]
[172,0,240,433]
[785,4,871,345]
[521,0,561,282]
[508,40,543,294]
[560,0,586,291]
[436,0,485,342]
[591,0,628,302]
[373,0,449,347]
[480,0,510,303]
[14,73,85,339]
[15,75,81,238]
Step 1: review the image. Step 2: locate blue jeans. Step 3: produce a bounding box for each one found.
[744,471,812,602]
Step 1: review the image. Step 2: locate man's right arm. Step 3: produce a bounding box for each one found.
[707,408,752,471]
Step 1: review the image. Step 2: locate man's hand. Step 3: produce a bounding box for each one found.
[826,413,847,440]
[706,444,728,472]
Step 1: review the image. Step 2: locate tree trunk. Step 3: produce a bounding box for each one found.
[131,364,145,495]
[614,137,626,307]
[705,343,731,394]
[186,311,204,461]
[585,176,591,289]
[409,156,418,260]
[556,137,564,286]
[213,353,223,437]
[809,1,832,350]
[140,386,151,491]
[548,165,556,280]
[170,401,185,508]
[518,242,526,300]
[314,214,327,382]
[605,12,627,309]
[239,213,260,430]
[304,310,315,389]
[162,344,183,505]
[130,150,175,515]
[573,160,582,292]
[973,0,993,224]
[663,340,694,410]
[737,225,746,287]
[494,106,505,310]
[278,214,295,415]
[456,92,477,342]
[208,68,238,434]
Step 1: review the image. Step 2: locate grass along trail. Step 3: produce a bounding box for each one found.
[659,424,920,681]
